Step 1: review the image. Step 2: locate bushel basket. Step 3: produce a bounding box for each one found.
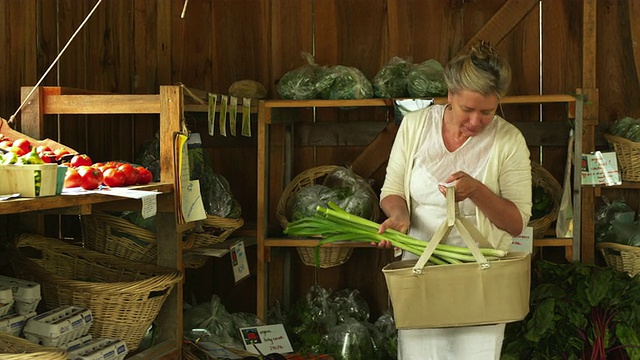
[10,233,183,351]
[382,187,531,329]
[597,242,640,277]
[0,330,67,360]
[276,165,380,268]
[604,133,640,182]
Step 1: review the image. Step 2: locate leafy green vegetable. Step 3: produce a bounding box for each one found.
[407,59,448,97]
[315,65,373,100]
[277,52,327,100]
[373,57,413,98]
[502,260,640,359]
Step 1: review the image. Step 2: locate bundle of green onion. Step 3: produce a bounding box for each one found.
[284,203,506,265]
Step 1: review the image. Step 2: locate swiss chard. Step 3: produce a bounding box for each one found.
[502,261,640,359]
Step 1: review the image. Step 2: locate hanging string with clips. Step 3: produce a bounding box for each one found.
[8,0,104,125]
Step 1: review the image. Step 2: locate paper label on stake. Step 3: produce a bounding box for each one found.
[207,93,217,136]
[241,98,251,137]
[231,241,250,283]
[229,96,238,136]
[140,194,157,219]
[239,324,293,355]
[182,180,207,222]
[219,95,228,137]
[511,226,533,253]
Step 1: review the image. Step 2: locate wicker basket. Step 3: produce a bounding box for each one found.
[528,162,562,239]
[604,133,640,182]
[0,331,67,360]
[597,242,640,277]
[10,233,183,351]
[82,211,243,269]
[276,165,380,268]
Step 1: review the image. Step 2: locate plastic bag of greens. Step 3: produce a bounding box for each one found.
[407,59,448,97]
[200,169,242,218]
[277,52,327,100]
[315,65,373,100]
[183,295,241,349]
[284,285,336,354]
[333,289,370,323]
[374,312,397,360]
[610,117,639,137]
[373,57,413,98]
[324,166,377,220]
[595,196,635,243]
[625,123,640,142]
[326,318,376,360]
[287,184,342,221]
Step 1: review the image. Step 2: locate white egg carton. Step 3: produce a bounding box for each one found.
[0,311,36,336]
[62,334,93,351]
[23,305,93,347]
[67,338,128,360]
[0,286,14,317]
[0,275,41,314]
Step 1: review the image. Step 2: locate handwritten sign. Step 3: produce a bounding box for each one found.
[239,324,293,355]
[581,151,621,186]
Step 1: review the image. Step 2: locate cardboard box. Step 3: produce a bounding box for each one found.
[23,305,93,347]
[382,252,531,329]
[67,338,128,360]
[0,163,63,197]
[0,275,41,314]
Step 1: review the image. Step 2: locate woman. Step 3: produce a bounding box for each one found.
[378,41,532,359]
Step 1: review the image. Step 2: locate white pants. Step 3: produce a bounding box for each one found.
[398,323,506,360]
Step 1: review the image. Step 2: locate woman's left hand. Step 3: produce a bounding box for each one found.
[438,171,482,202]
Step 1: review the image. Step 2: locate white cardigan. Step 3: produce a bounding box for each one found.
[380,105,532,251]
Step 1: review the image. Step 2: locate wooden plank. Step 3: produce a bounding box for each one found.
[458,0,539,56]
[42,95,161,114]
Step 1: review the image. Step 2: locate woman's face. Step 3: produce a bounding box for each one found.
[447,89,499,137]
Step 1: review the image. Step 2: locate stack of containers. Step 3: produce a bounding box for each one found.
[0,275,41,336]
[67,338,129,360]
[23,305,93,347]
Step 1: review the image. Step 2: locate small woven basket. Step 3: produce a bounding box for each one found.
[0,331,67,360]
[597,242,640,277]
[82,212,243,269]
[276,165,380,268]
[528,162,562,239]
[11,233,183,351]
[604,133,640,181]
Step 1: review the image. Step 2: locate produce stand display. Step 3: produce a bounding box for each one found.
[0,85,186,359]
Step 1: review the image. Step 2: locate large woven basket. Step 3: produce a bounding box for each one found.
[276,165,380,268]
[10,233,183,351]
[604,133,640,181]
[0,331,67,360]
[528,162,562,239]
[597,242,640,277]
[82,211,243,268]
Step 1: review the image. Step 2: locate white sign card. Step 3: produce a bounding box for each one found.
[511,226,533,253]
[239,324,293,355]
[581,151,621,186]
[231,241,250,283]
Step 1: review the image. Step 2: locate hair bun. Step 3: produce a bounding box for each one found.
[470,40,498,58]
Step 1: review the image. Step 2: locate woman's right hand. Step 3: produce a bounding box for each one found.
[373,216,410,248]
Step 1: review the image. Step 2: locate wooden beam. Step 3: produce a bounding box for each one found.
[458,0,539,54]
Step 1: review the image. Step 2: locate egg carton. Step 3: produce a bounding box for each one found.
[23,305,93,347]
[0,286,13,317]
[0,275,41,314]
[61,334,93,351]
[67,338,128,360]
[0,311,36,337]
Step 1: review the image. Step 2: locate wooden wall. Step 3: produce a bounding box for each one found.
[0,0,634,316]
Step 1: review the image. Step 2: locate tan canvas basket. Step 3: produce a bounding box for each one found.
[382,186,531,329]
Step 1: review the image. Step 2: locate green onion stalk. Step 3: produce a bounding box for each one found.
[284,202,505,264]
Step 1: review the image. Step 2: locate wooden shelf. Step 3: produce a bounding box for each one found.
[7,85,186,359]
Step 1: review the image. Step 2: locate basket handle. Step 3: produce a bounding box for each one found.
[412,186,490,273]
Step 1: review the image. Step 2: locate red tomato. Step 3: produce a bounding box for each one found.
[35,145,52,154]
[13,138,31,154]
[70,154,92,167]
[135,167,153,185]
[77,166,102,190]
[64,168,82,188]
[54,148,70,161]
[8,146,26,156]
[118,164,139,186]
[102,168,126,187]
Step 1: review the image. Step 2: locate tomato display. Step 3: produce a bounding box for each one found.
[70,154,92,167]
[136,166,153,185]
[64,167,82,188]
[102,168,126,187]
[77,166,103,190]
[118,163,139,186]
